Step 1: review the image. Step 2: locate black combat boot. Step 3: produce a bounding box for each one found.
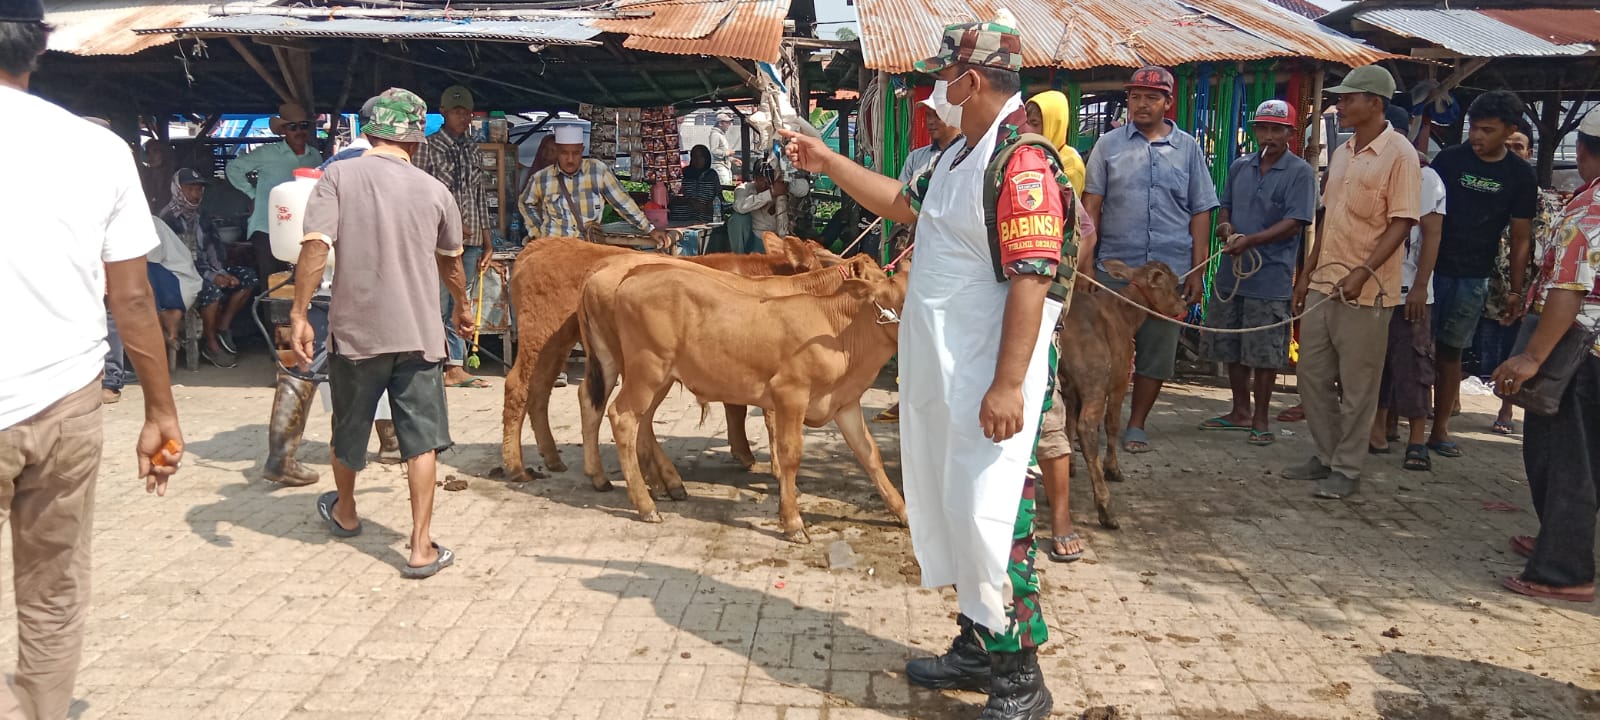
[906,614,992,692]
[977,648,1052,720]
[264,373,320,486]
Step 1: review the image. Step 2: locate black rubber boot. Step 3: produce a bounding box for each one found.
[977,648,1053,720]
[264,373,321,486]
[906,614,991,692]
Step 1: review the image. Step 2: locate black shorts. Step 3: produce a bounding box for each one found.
[329,352,451,471]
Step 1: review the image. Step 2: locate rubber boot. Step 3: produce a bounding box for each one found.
[375,419,402,465]
[264,372,321,486]
[977,649,1052,720]
[906,614,991,692]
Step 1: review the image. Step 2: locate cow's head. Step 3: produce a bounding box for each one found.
[1105,259,1185,319]
[760,232,823,274]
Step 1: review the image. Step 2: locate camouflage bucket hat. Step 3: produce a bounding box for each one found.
[914,13,1023,74]
[364,88,428,143]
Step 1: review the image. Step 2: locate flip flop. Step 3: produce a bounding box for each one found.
[1492,420,1514,435]
[316,491,361,538]
[1044,533,1084,563]
[1427,440,1463,458]
[1121,427,1153,454]
[1199,417,1250,431]
[1403,444,1430,472]
[1276,406,1305,423]
[447,377,492,389]
[1501,575,1594,603]
[401,542,455,579]
[1510,535,1535,560]
[873,406,900,424]
[1369,444,1392,455]
[1248,430,1275,446]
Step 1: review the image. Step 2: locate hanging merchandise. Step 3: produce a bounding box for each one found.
[637,106,683,191]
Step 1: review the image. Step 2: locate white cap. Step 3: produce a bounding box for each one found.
[1582,106,1600,138]
[554,125,584,145]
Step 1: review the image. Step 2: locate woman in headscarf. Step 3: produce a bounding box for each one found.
[158,169,257,368]
[675,144,722,224]
[1025,90,1087,195]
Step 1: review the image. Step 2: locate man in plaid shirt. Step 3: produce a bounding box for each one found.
[415,85,494,388]
[520,125,669,248]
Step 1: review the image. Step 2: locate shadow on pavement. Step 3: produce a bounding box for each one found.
[1370,652,1600,719]
[543,557,981,719]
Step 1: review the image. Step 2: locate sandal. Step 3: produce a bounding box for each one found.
[316,491,362,538]
[1276,405,1305,423]
[1501,575,1594,603]
[447,377,492,389]
[1510,535,1535,560]
[873,405,900,424]
[401,542,455,579]
[1044,533,1084,563]
[1403,444,1430,472]
[1492,420,1514,435]
[1248,430,1275,446]
[1369,444,1392,455]
[1427,440,1463,458]
[1120,427,1152,454]
[1199,417,1250,431]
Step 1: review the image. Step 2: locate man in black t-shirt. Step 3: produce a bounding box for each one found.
[1425,90,1537,458]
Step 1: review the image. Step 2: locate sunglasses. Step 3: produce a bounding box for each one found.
[281,121,312,132]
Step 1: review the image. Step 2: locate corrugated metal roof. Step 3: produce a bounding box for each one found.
[854,0,1392,73]
[594,0,791,62]
[1355,8,1598,58]
[1480,8,1600,48]
[44,0,276,56]
[135,15,602,46]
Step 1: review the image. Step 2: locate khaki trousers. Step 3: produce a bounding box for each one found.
[1297,293,1393,479]
[0,380,102,720]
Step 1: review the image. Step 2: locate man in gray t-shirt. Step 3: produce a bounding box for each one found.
[289,88,472,579]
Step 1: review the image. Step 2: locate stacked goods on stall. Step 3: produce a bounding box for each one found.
[638,106,683,192]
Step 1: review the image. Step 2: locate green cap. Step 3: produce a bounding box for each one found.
[914,11,1023,74]
[364,88,428,143]
[439,85,474,111]
[1325,65,1396,99]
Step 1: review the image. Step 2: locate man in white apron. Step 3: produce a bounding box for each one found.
[781,13,1074,720]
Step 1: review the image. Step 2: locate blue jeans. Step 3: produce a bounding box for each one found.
[441,245,484,367]
[104,308,124,391]
[1431,274,1489,351]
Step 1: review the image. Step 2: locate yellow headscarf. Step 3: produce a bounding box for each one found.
[1027,90,1086,196]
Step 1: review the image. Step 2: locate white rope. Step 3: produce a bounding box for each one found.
[1082,262,1389,336]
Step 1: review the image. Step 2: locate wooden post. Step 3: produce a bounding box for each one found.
[227,37,296,106]
[1302,64,1324,262]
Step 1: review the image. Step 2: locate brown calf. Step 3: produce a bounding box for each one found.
[500,234,824,482]
[576,254,885,495]
[579,264,909,543]
[1058,260,1185,530]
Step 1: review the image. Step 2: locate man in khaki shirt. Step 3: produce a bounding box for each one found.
[1285,65,1421,500]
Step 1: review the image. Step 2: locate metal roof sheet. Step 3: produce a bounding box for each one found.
[135,14,602,46]
[1354,7,1598,58]
[594,0,791,62]
[854,0,1391,73]
[43,0,275,56]
[1479,8,1600,48]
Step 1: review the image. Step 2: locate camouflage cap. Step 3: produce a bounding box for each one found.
[914,13,1023,74]
[363,88,427,144]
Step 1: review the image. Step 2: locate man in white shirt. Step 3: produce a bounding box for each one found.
[732,161,788,250]
[0,7,184,717]
[709,112,736,186]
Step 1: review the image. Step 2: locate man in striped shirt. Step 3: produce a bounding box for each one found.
[415,85,494,388]
[521,125,669,249]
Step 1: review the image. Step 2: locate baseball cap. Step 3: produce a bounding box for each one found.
[363,88,428,143]
[1326,65,1396,98]
[1581,106,1600,138]
[440,85,474,111]
[1125,66,1175,95]
[914,10,1022,74]
[1252,99,1296,127]
[175,168,209,186]
[716,112,734,123]
[0,0,44,23]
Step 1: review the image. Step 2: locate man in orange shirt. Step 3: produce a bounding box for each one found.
[1285,65,1421,500]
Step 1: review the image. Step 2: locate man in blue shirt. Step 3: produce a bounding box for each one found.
[1197,100,1317,445]
[1080,66,1220,453]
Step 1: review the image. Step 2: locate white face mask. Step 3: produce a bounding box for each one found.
[928,77,967,130]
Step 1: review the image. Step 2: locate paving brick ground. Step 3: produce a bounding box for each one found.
[3,352,1598,719]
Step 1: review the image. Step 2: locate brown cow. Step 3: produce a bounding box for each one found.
[1058,260,1185,530]
[500,233,825,482]
[579,264,909,543]
[575,254,885,495]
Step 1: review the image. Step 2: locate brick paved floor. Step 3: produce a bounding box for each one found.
[3,353,1598,719]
